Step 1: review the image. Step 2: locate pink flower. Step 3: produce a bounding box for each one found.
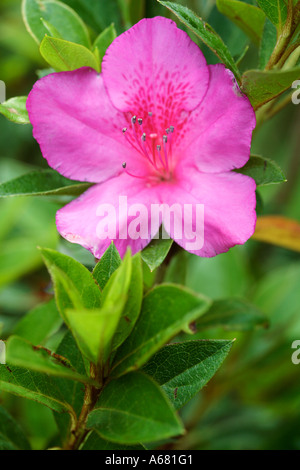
[27,16,256,259]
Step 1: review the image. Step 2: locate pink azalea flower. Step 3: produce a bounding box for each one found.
[27,16,256,259]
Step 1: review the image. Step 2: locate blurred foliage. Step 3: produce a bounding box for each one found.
[0,0,299,450]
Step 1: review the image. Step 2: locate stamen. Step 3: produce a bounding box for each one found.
[141,133,158,169]
[122,126,141,154]
[122,162,147,179]
[121,115,176,180]
[156,144,167,170]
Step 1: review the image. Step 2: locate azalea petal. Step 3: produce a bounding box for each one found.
[179,64,256,173]
[56,174,161,259]
[27,68,145,183]
[102,17,209,134]
[158,169,256,257]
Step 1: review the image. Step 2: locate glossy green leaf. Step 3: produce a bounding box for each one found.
[111,284,211,377]
[40,36,99,72]
[241,67,300,108]
[64,305,123,364]
[13,298,62,345]
[0,169,92,198]
[259,18,277,69]
[93,24,117,67]
[22,0,90,47]
[0,97,30,124]
[0,406,31,450]
[102,249,132,310]
[53,331,86,440]
[65,251,132,363]
[81,431,144,450]
[196,298,269,331]
[6,336,96,385]
[143,340,234,409]
[0,364,72,413]
[87,372,184,444]
[257,0,288,28]
[216,0,266,46]
[158,1,241,79]
[40,248,102,324]
[141,236,173,272]
[237,155,286,186]
[93,243,121,290]
[111,254,143,351]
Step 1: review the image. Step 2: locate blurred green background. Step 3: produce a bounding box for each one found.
[0,0,299,450]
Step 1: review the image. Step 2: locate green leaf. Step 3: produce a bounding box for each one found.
[0,406,31,450]
[93,246,143,351]
[0,97,30,124]
[102,249,132,311]
[6,336,96,385]
[40,36,99,72]
[93,243,121,290]
[241,67,300,109]
[257,0,288,29]
[53,331,86,440]
[237,155,286,186]
[65,251,132,363]
[39,248,102,324]
[81,431,144,450]
[141,236,173,272]
[87,372,184,444]
[195,298,269,331]
[0,364,72,413]
[93,24,117,68]
[13,298,62,345]
[111,284,211,377]
[111,254,143,351]
[259,18,277,69]
[158,0,241,80]
[143,340,234,409]
[22,0,90,47]
[0,169,92,198]
[216,0,266,46]
[64,305,123,364]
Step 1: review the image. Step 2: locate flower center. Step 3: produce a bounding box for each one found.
[121,112,175,182]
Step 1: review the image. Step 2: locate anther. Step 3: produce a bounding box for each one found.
[157,145,161,151]
[163,135,168,143]
[122,162,127,168]
[166,128,170,134]
[141,133,146,142]
[170,125,174,133]
[138,118,143,125]
[131,115,137,124]
[148,112,153,117]
[122,127,127,133]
